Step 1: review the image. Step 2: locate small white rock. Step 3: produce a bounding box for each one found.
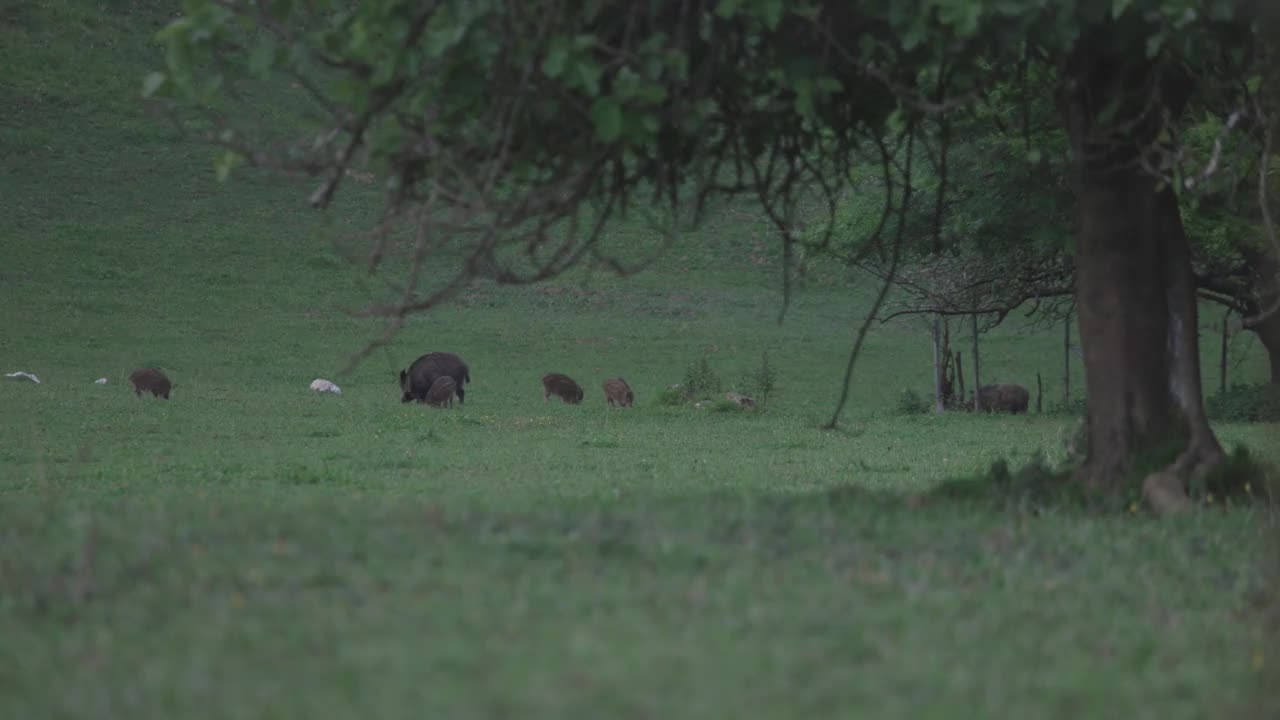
[5,371,40,384]
[309,378,341,394]
[94,378,108,385]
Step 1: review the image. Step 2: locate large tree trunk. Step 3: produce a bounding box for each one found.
[1254,307,1280,384]
[1159,182,1226,478]
[1248,254,1280,384]
[1061,36,1224,496]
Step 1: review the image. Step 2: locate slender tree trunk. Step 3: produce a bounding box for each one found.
[955,351,964,407]
[1220,308,1230,395]
[1250,264,1280,384]
[1063,311,1071,407]
[1060,39,1224,495]
[1159,185,1225,478]
[1243,249,1280,384]
[1255,313,1280,384]
[932,314,945,413]
[971,314,981,412]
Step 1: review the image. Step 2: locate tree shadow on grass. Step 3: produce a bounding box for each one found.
[910,444,1277,516]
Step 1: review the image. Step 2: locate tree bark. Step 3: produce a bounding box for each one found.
[1063,310,1071,407]
[1159,182,1226,478]
[971,314,981,412]
[1248,256,1280,384]
[1036,371,1043,413]
[1255,310,1280,384]
[1060,38,1224,495]
[1220,308,1230,395]
[932,314,945,413]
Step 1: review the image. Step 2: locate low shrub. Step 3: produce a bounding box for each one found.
[896,388,930,416]
[1206,383,1280,423]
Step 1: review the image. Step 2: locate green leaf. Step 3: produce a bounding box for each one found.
[1145,32,1164,58]
[214,149,240,182]
[757,0,784,29]
[141,72,167,98]
[424,22,467,59]
[715,0,742,18]
[166,32,192,75]
[542,36,570,78]
[937,0,982,36]
[155,17,191,43]
[249,34,278,76]
[793,77,813,117]
[575,58,602,96]
[590,97,623,143]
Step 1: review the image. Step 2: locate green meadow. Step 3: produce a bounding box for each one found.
[2,3,1277,718]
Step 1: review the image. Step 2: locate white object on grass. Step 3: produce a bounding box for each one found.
[310,378,342,394]
[94,378,108,385]
[5,371,40,384]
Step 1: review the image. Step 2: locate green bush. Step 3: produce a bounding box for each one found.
[896,388,929,415]
[682,356,722,400]
[657,385,690,406]
[1047,397,1087,416]
[1206,383,1280,423]
[735,350,777,410]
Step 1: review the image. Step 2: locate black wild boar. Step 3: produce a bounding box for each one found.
[603,377,634,407]
[542,373,584,404]
[976,383,1030,414]
[129,367,172,399]
[400,352,470,404]
[425,376,457,408]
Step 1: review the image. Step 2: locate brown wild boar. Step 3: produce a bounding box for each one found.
[542,373,584,404]
[976,383,1030,414]
[603,377,634,407]
[129,367,172,399]
[425,376,457,408]
[400,351,470,404]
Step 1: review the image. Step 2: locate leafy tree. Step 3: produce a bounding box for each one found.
[147,0,1279,503]
[841,65,1280,386]
[1181,113,1280,384]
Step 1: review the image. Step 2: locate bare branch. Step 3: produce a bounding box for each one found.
[825,122,915,430]
[1183,109,1245,191]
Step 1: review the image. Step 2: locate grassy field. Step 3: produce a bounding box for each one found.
[2,3,1279,718]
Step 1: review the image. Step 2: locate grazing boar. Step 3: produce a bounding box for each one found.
[425,376,457,408]
[603,377,634,407]
[400,352,471,404]
[542,373,584,404]
[129,367,171,399]
[976,383,1030,414]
